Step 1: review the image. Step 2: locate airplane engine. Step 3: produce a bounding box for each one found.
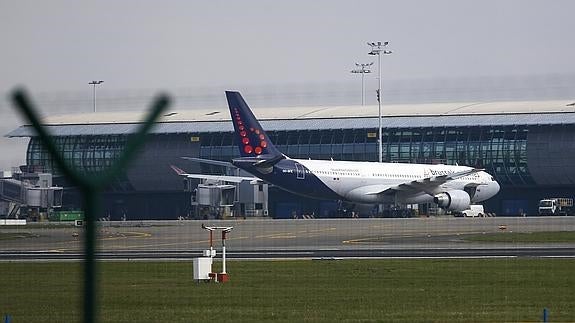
[433,190,470,212]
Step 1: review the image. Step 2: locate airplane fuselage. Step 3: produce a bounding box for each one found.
[233,157,500,205]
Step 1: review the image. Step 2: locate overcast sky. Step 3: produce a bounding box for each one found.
[2,0,575,91]
[1,0,575,168]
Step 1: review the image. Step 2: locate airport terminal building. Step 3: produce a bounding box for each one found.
[7,99,575,218]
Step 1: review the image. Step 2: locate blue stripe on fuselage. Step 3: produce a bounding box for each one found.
[233,158,341,200]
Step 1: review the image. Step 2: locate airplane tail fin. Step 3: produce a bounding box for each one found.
[226,91,283,158]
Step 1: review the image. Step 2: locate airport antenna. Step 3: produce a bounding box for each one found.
[89,80,104,113]
[350,62,373,106]
[368,41,392,163]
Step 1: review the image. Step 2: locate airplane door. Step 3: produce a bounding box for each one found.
[295,163,305,180]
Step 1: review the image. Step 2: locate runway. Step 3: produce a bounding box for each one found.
[1,217,574,260]
[1,247,574,261]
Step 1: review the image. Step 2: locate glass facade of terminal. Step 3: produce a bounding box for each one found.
[26,126,533,187]
[27,135,128,175]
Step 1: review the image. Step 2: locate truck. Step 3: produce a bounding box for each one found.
[538,198,573,216]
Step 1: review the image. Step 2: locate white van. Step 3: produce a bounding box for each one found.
[460,205,484,217]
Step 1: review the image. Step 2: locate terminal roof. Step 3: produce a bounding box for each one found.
[7,99,575,137]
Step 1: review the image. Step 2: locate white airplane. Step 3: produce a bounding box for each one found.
[173,91,500,212]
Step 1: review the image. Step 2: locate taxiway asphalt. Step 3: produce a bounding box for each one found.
[1,217,574,260]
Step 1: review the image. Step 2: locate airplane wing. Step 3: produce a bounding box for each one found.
[181,157,235,168]
[170,165,262,184]
[442,168,485,181]
[365,168,484,195]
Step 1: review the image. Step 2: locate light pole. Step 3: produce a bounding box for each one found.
[88,80,104,113]
[368,41,392,163]
[350,62,373,106]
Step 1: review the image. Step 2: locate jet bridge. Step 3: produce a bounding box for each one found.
[0,172,63,219]
[184,178,268,219]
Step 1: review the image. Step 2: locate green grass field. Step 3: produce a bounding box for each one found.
[0,259,573,322]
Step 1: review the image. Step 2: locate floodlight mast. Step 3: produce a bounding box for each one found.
[88,80,104,113]
[368,41,392,163]
[350,62,373,106]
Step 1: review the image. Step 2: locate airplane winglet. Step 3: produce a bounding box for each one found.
[170,165,186,175]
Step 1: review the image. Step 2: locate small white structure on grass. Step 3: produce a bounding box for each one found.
[193,224,234,283]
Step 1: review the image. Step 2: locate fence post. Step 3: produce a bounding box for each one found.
[11,88,170,323]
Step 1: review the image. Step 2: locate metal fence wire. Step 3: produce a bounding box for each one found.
[10,88,171,323]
